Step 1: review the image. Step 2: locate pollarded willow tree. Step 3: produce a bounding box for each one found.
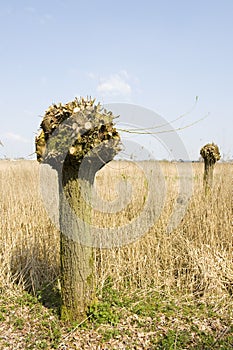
[35,97,121,322]
[200,142,221,194]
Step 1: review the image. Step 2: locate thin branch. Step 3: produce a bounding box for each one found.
[118,112,209,135]
[119,96,199,132]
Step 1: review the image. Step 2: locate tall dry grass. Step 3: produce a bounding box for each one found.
[0,160,59,293]
[0,160,232,302]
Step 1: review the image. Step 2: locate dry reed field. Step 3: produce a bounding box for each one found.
[0,159,232,349]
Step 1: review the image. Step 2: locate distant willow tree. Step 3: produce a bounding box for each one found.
[200,143,220,194]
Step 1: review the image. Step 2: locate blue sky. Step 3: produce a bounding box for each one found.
[0,0,232,160]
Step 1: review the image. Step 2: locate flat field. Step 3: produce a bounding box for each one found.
[0,160,232,349]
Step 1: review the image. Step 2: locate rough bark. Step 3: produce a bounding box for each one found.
[203,159,215,193]
[59,164,95,323]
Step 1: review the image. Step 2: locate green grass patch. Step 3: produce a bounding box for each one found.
[0,282,232,349]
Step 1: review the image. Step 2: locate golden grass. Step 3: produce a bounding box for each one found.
[0,160,59,293]
[0,160,232,302]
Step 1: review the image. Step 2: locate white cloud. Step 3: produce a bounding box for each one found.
[5,132,30,144]
[97,72,132,98]
[119,70,130,80]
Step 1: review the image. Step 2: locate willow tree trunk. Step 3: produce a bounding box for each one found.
[203,159,215,193]
[59,164,95,323]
